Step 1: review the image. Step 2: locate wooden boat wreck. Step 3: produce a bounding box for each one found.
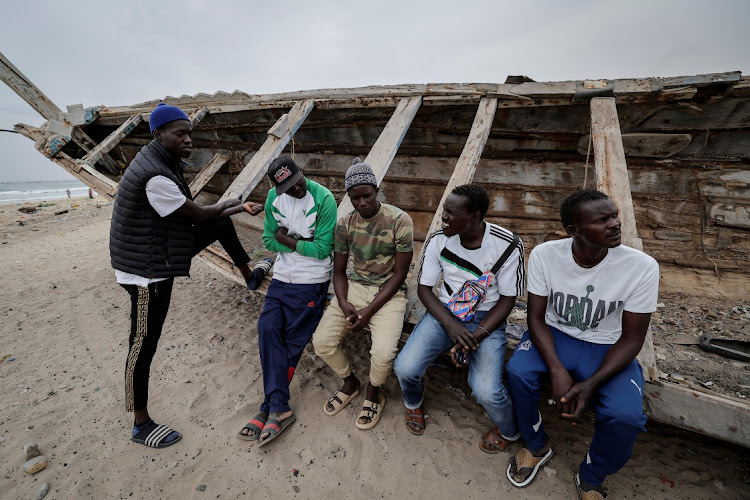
[2,51,748,448]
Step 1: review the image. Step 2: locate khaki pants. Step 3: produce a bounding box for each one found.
[313,281,407,387]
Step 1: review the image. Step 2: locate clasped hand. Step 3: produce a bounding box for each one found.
[551,370,595,423]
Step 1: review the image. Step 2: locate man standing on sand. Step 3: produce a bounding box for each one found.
[394,184,524,452]
[237,156,337,447]
[505,189,659,499]
[111,103,262,449]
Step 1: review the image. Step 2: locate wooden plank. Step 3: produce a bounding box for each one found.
[189,106,209,125]
[337,96,422,217]
[196,245,246,286]
[218,99,315,202]
[644,381,750,449]
[406,97,499,322]
[189,152,230,197]
[0,50,62,120]
[590,97,657,381]
[81,113,143,167]
[577,133,692,158]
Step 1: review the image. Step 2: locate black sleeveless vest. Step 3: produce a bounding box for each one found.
[109,139,194,278]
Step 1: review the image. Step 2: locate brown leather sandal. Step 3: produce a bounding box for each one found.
[404,407,426,435]
[479,426,516,454]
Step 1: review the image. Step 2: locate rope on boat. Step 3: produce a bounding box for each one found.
[583,121,592,189]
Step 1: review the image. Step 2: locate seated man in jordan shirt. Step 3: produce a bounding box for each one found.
[505,189,659,500]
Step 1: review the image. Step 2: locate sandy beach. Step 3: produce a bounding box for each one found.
[0,198,748,499]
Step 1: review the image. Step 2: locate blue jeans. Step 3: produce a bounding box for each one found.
[394,309,519,439]
[506,327,647,487]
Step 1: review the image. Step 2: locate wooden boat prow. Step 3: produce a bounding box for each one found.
[2,51,748,448]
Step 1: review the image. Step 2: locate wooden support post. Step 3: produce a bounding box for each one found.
[218,99,315,202]
[406,97,498,322]
[337,96,422,217]
[189,152,230,197]
[590,97,657,381]
[80,113,143,167]
[189,106,209,125]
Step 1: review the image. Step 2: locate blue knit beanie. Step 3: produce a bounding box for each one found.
[149,103,190,134]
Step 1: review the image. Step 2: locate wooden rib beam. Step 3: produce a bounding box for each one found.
[189,106,209,125]
[337,96,422,217]
[590,97,657,381]
[189,152,230,197]
[406,97,499,322]
[1,51,122,175]
[0,50,61,120]
[81,113,143,167]
[219,99,315,203]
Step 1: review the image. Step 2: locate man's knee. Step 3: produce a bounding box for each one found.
[598,403,646,430]
[393,353,414,382]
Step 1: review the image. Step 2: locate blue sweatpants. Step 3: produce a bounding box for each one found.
[506,327,647,487]
[258,279,329,414]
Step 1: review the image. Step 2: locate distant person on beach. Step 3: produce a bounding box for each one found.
[504,189,658,499]
[237,156,336,447]
[312,158,413,430]
[394,184,524,452]
[88,187,94,199]
[110,103,263,449]
[66,188,71,198]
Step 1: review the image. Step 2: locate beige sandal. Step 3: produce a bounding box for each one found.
[323,389,360,416]
[506,442,553,487]
[355,393,386,430]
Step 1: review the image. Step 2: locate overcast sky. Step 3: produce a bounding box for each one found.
[1,0,748,182]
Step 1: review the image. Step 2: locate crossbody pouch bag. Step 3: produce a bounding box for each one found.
[447,233,520,322]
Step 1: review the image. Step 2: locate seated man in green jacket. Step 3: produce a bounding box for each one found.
[238,156,337,447]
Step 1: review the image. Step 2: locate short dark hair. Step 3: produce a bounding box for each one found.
[451,184,489,219]
[560,189,610,228]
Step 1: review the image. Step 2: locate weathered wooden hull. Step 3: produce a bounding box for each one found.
[2,50,748,448]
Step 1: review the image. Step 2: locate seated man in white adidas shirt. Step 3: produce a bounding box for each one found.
[505,189,659,499]
[394,184,524,453]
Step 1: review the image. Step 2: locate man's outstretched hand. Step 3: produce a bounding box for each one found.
[242,202,264,216]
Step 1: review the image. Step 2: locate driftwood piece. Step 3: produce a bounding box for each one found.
[218,99,315,202]
[337,96,422,217]
[189,152,230,197]
[590,97,657,381]
[406,97,499,322]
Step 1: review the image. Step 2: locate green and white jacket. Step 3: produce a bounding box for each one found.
[262,178,336,284]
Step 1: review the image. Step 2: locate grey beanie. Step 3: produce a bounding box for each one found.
[344,158,377,192]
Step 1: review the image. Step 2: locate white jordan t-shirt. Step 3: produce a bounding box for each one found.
[527,238,659,344]
[114,176,187,286]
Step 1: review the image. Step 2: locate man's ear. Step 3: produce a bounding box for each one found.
[566,223,578,236]
[153,128,162,141]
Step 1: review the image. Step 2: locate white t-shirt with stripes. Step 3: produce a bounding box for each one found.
[418,222,526,312]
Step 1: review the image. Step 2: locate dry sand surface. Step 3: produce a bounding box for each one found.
[0,198,748,499]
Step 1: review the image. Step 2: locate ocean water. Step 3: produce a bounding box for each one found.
[0,180,91,204]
